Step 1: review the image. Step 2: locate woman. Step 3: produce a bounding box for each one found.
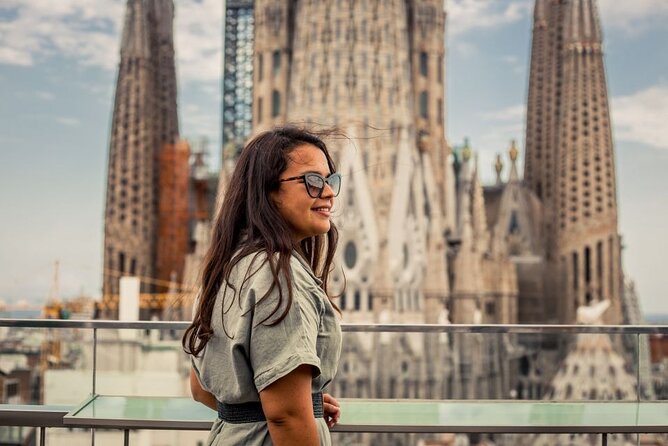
[182,127,343,446]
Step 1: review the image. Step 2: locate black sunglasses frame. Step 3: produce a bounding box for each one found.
[279,172,342,198]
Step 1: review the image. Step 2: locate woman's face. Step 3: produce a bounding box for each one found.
[271,144,335,242]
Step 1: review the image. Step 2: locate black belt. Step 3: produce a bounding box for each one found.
[217,392,324,424]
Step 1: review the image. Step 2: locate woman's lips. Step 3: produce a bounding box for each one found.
[312,207,331,217]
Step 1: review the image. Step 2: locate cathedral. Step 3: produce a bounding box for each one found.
[101,0,648,444]
[217,0,626,329]
[211,0,638,444]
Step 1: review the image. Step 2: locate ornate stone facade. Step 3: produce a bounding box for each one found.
[249,6,518,446]
[252,0,453,323]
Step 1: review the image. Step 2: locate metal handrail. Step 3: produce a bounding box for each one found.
[1,318,667,334]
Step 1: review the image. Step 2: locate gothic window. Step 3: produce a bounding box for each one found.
[485,301,496,316]
[572,251,579,291]
[257,97,263,123]
[272,90,281,117]
[438,55,443,83]
[257,54,263,82]
[509,210,520,234]
[119,251,126,275]
[354,290,361,311]
[597,241,603,293]
[344,241,357,269]
[130,258,137,276]
[272,50,281,75]
[420,52,428,77]
[419,91,428,119]
[584,246,591,284]
[438,98,443,125]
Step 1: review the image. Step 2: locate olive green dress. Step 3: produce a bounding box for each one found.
[191,252,342,445]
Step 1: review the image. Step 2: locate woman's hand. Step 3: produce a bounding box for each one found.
[323,393,341,428]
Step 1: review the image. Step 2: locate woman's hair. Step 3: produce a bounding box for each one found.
[182,126,339,357]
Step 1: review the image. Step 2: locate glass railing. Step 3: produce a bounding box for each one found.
[1,319,666,446]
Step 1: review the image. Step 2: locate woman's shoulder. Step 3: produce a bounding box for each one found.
[228,249,323,297]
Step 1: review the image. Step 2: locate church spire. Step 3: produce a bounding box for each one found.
[120,0,150,58]
[523,0,622,324]
[564,0,602,46]
[103,0,180,300]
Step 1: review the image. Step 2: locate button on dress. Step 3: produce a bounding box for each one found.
[191,252,342,445]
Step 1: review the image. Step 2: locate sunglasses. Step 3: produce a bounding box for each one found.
[279,172,342,198]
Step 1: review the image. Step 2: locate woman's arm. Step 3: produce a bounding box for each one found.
[189,367,217,411]
[260,364,319,446]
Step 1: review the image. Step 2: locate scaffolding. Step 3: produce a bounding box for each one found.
[222,0,255,161]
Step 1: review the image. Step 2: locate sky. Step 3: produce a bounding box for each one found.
[0,0,667,315]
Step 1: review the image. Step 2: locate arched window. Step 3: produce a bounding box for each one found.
[271,90,280,117]
[272,50,281,75]
[419,91,428,119]
[419,51,428,77]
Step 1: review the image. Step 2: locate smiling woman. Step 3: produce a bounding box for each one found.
[182,127,343,446]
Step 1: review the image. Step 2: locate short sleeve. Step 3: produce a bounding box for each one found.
[248,263,322,392]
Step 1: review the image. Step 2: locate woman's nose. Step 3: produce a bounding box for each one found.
[320,182,335,198]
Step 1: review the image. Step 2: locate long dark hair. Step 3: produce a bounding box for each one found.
[182,126,339,357]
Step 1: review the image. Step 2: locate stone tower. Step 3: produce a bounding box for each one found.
[524,0,622,323]
[252,0,451,323]
[103,0,180,296]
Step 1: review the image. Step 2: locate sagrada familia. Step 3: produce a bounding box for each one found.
[101,0,654,445]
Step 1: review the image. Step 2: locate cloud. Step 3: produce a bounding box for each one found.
[451,41,479,58]
[0,46,33,66]
[174,0,223,84]
[56,117,81,127]
[480,104,526,122]
[611,84,668,150]
[0,0,124,69]
[598,0,668,34]
[180,102,219,150]
[34,91,55,101]
[447,0,532,37]
[0,0,222,84]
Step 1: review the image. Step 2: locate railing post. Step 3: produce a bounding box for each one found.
[91,327,97,446]
[39,426,45,445]
[636,333,639,401]
[93,328,97,394]
[636,333,641,446]
[602,432,607,446]
[124,429,130,446]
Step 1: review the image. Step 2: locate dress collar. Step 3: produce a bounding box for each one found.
[292,251,324,286]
